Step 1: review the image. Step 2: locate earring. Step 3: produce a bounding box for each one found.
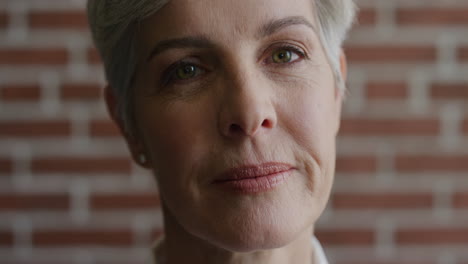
[138,153,147,164]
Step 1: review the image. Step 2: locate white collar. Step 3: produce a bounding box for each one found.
[311,236,329,264]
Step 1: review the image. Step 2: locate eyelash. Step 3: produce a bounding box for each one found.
[159,44,307,87]
[263,43,308,65]
[160,60,205,87]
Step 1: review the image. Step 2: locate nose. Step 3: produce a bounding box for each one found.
[217,70,277,139]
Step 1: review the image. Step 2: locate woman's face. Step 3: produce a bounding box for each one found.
[127,0,342,252]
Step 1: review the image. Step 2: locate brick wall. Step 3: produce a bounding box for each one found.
[0,0,467,263]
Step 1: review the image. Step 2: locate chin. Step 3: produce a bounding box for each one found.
[195,200,315,253]
[215,225,302,253]
[216,216,311,253]
[164,174,322,253]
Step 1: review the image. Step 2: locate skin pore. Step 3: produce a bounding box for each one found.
[106,0,346,263]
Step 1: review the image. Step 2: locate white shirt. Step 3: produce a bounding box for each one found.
[311,236,329,264]
[152,236,328,264]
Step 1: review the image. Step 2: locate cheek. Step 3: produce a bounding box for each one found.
[281,81,338,152]
[139,101,213,180]
[278,76,338,193]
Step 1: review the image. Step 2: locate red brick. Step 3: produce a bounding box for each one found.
[88,48,102,64]
[0,158,12,174]
[396,155,468,172]
[366,82,407,99]
[29,11,88,29]
[396,228,468,244]
[91,193,160,210]
[32,156,132,174]
[459,46,468,61]
[0,48,68,65]
[0,194,69,210]
[431,83,468,99]
[315,229,374,246]
[453,193,468,208]
[0,120,71,138]
[0,231,13,246]
[335,155,377,173]
[33,229,133,246]
[0,84,41,101]
[357,8,376,25]
[340,118,439,136]
[0,12,8,28]
[397,8,468,25]
[463,120,468,134]
[332,193,433,209]
[61,83,102,100]
[90,120,121,137]
[345,45,436,63]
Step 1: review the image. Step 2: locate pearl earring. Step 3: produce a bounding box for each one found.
[138,153,147,164]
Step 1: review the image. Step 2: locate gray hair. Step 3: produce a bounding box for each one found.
[87,0,357,136]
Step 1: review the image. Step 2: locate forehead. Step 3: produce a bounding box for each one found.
[138,0,317,44]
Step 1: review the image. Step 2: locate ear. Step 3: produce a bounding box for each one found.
[340,49,347,84]
[334,50,347,135]
[104,86,151,169]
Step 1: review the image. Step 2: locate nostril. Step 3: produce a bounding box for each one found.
[261,119,273,128]
[229,123,243,134]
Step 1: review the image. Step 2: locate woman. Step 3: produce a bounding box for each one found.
[87,0,356,263]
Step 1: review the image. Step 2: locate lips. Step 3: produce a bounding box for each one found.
[212,162,295,193]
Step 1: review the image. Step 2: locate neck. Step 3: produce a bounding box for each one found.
[155,207,316,264]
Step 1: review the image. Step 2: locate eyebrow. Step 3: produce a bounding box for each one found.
[146,36,214,62]
[146,16,316,63]
[257,16,316,39]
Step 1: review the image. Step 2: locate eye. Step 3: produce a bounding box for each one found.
[160,61,205,87]
[272,49,294,63]
[266,45,305,65]
[175,64,199,80]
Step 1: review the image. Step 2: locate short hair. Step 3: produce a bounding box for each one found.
[87,0,357,136]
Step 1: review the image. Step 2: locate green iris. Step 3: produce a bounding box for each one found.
[272,49,292,63]
[176,64,197,80]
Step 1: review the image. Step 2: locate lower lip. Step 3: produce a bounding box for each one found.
[213,170,293,194]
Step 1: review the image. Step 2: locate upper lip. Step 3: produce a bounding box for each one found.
[213,162,294,183]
